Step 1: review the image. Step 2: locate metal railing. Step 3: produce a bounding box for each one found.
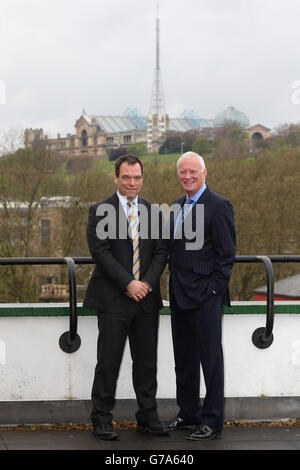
[236,256,274,349]
[0,257,87,353]
[237,255,300,348]
[1,255,300,352]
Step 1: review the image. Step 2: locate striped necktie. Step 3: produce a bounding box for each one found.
[182,198,193,221]
[128,202,140,280]
[174,198,193,238]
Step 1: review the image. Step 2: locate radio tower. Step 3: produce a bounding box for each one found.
[149,1,165,114]
[147,1,168,153]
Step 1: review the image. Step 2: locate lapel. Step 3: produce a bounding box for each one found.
[110,192,130,243]
[112,192,146,255]
[182,186,210,233]
[194,185,210,205]
[170,195,185,235]
[137,196,146,260]
[190,186,211,220]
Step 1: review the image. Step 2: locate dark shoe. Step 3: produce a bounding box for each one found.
[137,420,169,436]
[93,422,119,441]
[168,415,193,430]
[186,424,221,441]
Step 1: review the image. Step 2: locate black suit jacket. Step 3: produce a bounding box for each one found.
[169,186,236,309]
[83,192,167,313]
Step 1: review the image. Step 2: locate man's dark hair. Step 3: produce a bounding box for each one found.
[114,154,143,177]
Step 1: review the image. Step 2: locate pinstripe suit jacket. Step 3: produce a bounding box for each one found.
[169,186,236,309]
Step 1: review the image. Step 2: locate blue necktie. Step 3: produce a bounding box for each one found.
[182,198,193,221]
[174,198,193,238]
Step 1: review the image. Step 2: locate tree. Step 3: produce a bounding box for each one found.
[0,142,65,302]
[127,142,147,157]
[271,123,300,147]
[212,126,250,161]
[159,132,190,154]
[192,137,212,156]
[206,147,300,300]
[1,127,300,303]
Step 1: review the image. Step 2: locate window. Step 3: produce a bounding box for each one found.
[106,137,114,146]
[123,135,131,144]
[39,218,51,249]
[81,130,88,147]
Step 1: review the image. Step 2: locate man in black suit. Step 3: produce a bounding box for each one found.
[83,155,168,440]
[168,152,236,440]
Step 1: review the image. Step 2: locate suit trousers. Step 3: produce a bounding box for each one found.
[91,305,159,425]
[170,294,224,431]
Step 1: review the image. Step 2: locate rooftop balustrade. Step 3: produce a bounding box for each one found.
[1,255,300,424]
[2,255,300,353]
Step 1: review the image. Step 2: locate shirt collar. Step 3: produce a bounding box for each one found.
[117,191,138,209]
[186,184,207,204]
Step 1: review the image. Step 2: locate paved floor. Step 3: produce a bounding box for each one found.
[0,423,300,452]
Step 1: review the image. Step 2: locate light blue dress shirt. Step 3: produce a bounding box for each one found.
[174,184,207,237]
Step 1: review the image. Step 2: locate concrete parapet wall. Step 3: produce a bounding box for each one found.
[0,302,300,423]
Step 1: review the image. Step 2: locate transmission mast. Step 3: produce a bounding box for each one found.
[147,1,168,153]
[149,1,166,114]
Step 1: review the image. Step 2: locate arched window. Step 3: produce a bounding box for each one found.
[251,132,264,143]
[251,132,265,149]
[81,130,88,147]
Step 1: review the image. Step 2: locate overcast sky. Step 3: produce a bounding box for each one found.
[1,0,300,137]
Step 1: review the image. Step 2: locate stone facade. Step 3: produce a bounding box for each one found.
[24,110,271,158]
[24,112,150,158]
[246,124,271,142]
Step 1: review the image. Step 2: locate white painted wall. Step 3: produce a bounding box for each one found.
[0,306,300,401]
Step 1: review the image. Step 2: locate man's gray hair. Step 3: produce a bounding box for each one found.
[177,152,206,171]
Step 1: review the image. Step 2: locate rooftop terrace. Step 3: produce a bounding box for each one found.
[1,255,300,452]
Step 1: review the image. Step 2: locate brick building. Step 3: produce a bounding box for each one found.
[24,106,270,159]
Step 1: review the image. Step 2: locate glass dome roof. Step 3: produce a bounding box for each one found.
[213,106,250,129]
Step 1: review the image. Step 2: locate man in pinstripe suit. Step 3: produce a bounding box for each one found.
[168,152,236,440]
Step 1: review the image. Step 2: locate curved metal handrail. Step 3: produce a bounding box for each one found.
[0,257,82,353]
[1,254,300,352]
[235,255,274,348]
[58,257,81,353]
[74,255,276,349]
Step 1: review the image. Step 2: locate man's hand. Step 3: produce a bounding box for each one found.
[126,280,149,302]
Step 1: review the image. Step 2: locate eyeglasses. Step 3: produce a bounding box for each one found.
[120,175,143,182]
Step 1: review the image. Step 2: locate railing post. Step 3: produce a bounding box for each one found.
[251,256,274,349]
[234,255,275,349]
[58,257,81,353]
[3,254,300,352]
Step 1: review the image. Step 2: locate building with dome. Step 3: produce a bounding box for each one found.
[212,106,270,142]
[213,106,250,129]
[24,105,270,158]
[24,8,270,157]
